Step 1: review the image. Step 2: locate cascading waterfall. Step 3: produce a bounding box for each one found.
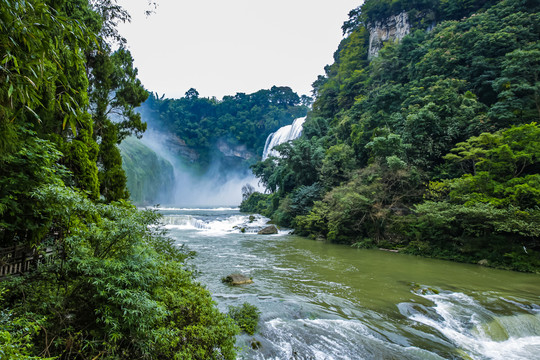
[262,117,306,160]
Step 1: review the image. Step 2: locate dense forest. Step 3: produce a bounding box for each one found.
[242,0,540,272]
[140,87,309,169]
[0,0,239,358]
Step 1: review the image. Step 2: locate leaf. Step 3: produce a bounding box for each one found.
[25,106,41,122]
[70,119,77,136]
[8,84,13,97]
[24,76,36,88]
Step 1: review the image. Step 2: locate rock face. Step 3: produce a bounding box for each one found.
[258,225,278,235]
[223,273,253,285]
[368,11,410,59]
[166,133,200,162]
[216,139,255,160]
[119,137,175,205]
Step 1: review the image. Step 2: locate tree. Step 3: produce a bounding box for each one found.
[241,183,255,201]
[0,0,91,152]
[490,44,540,126]
[89,47,148,201]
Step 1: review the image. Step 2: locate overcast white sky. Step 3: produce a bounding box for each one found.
[116,0,361,100]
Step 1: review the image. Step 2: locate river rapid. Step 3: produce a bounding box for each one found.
[158,207,540,360]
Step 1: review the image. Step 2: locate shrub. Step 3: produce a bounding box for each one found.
[227,303,261,335]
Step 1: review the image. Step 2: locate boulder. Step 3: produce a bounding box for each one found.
[258,225,278,235]
[222,273,253,285]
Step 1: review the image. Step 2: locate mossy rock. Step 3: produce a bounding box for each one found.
[258,225,278,235]
[222,273,253,285]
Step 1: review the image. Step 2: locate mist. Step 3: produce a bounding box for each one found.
[134,128,263,207]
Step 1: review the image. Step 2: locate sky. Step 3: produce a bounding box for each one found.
[116,0,361,100]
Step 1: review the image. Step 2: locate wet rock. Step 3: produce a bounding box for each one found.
[258,225,278,235]
[222,273,253,285]
[250,339,262,350]
[233,225,246,233]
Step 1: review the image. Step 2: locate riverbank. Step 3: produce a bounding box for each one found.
[240,192,540,274]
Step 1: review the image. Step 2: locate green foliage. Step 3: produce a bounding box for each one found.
[239,192,275,217]
[490,43,540,125]
[90,46,149,202]
[98,122,130,202]
[3,185,238,359]
[0,297,52,360]
[0,1,242,358]
[227,303,261,336]
[405,123,540,271]
[249,0,540,272]
[358,0,500,27]
[405,201,540,271]
[297,163,423,244]
[320,144,356,188]
[0,0,92,150]
[0,129,67,247]
[59,124,100,199]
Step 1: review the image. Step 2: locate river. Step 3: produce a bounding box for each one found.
[158,207,540,360]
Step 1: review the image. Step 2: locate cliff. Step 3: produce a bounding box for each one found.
[367,11,410,59]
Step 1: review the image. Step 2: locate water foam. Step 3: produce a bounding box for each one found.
[161,213,270,235]
[260,317,443,360]
[161,215,209,230]
[402,289,540,360]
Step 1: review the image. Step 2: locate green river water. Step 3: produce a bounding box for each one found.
[159,207,540,360]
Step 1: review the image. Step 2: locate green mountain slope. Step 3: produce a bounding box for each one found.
[244,0,540,272]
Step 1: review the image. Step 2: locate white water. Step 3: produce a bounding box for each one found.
[160,210,269,235]
[262,117,306,160]
[399,289,540,360]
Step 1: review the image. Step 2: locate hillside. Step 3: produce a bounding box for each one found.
[243,0,540,272]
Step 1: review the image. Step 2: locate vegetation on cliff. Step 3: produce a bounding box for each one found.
[243,0,540,272]
[119,137,175,205]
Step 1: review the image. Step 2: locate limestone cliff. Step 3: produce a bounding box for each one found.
[367,11,410,59]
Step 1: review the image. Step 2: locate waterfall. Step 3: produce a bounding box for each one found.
[262,117,306,160]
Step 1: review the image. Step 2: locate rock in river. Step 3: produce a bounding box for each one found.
[258,225,278,235]
[222,273,253,285]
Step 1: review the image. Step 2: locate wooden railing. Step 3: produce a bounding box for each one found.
[0,245,55,278]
